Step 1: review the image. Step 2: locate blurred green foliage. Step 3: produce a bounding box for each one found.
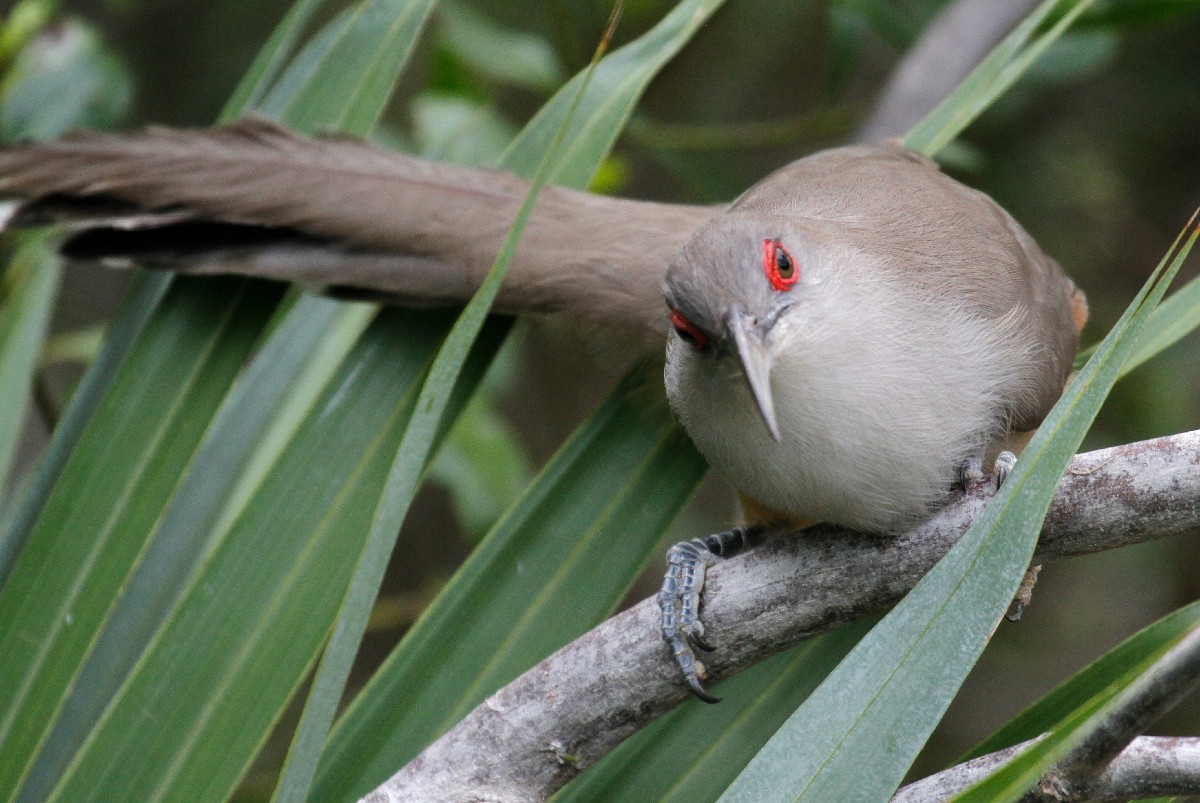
[3,0,1200,798]
[0,19,131,140]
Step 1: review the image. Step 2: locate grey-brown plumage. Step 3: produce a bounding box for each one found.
[654,142,1085,701]
[728,143,1081,432]
[0,120,1088,703]
[0,122,1085,530]
[0,118,710,347]
[663,143,1085,533]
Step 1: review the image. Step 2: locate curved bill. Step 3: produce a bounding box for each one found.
[726,309,781,442]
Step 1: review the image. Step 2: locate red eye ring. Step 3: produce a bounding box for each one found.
[763,238,798,291]
[669,308,708,350]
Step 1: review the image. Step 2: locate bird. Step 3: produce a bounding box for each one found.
[0,119,1087,702]
[657,143,1086,699]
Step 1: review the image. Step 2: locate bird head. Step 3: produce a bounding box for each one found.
[663,214,824,442]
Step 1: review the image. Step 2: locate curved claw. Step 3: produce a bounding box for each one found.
[664,628,721,703]
[957,455,984,489]
[687,671,722,704]
[994,450,1017,489]
[658,527,766,705]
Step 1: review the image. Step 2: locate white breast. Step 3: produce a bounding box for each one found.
[664,260,1037,534]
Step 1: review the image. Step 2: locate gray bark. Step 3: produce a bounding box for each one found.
[366,429,1200,803]
[893,736,1200,802]
[855,0,1043,142]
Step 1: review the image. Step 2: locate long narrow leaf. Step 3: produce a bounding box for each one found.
[554,623,873,803]
[4,0,445,798]
[0,278,283,797]
[0,9,168,585]
[41,310,505,802]
[949,601,1200,800]
[904,0,1097,157]
[1102,271,1200,376]
[13,297,373,803]
[259,0,437,136]
[964,601,1200,761]
[953,638,1200,801]
[0,236,58,502]
[271,15,613,798]
[312,1,727,796]
[314,369,708,800]
[219,0,324,119]
[716,215,1197,803]
[943,228,1200,803]
[501,0,724,186]
[0,271,167,588]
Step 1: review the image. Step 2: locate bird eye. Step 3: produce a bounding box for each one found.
[763,238,799,291]
[669,308,708,350]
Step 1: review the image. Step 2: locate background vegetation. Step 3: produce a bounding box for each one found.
[1,0,1198,800]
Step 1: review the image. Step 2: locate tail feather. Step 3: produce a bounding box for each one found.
[0,118,713,343]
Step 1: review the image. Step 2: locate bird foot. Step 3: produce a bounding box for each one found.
[657,526,766,703]
[958,451,1032,618]
[993,450,1017,489]
[957,450,1018,491]
[957,455,985,488]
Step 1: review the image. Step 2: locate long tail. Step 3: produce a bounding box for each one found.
[0,118,713,344]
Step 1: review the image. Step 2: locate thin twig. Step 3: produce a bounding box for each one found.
[893,736,1200,802]
[892,623,1200,801]
[1022,627,1200,801]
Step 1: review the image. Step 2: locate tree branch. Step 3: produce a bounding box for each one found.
[892,736,1200,802]
[365,430,1200,803]
[855,0,1042,142]
[893,621,1200,801]
[1025,625,1200,801]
